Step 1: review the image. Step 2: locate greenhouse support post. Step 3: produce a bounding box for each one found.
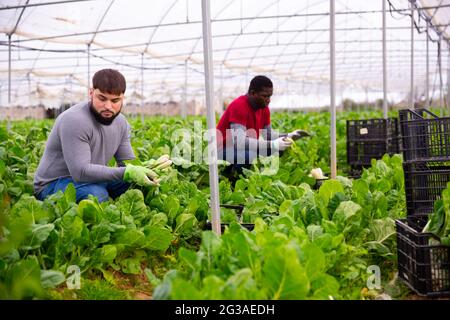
[219,64,224,116]
[87,43,91,99]
[426,21,430,109]
[330,0,337,179]
[201,0,221,235]
[382,0,388,118]
[447,48,450,109]
[439,37,443,109]
[182,59,187,118]
[410,1,414,109]
[8,34,11,104]
[141,53,145,124]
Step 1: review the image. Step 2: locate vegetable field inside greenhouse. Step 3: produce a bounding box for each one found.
[1,0,450,307]
[1,110,448,300]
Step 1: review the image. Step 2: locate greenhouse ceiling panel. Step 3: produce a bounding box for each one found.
[0,0,449,108]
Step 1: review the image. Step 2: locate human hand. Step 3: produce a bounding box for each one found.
[123,164,160,187]
[272,137,293,151]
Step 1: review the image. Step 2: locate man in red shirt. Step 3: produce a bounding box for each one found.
[217,75,308,174]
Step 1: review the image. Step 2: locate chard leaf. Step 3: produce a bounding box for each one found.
[11,195,49,225]
[332,201,362,230]
[263,245,309,299]
[201,275,225,299]
[20,223,54,251]
[164,195,180,224]
[119,257,141,274]
[318,180,344,206]
[170,278,202,299]
[174,213,197,236]
[231,232,257,270]
[423,200,446,236]
[142,225,173,251]
[0,160,5,177]
[279,200,295,219]
[149,212,168,227]
[103,204,121,224]
[8,256,43,299]
[8,187,22,197]
[60,209,85,245]
[116,189,148,224]
[311,274,340,299]
[90,223,113,245]
[222,268,264,299]
[307,225,323,241]
[365,218,396,256]
[200,232,223,272]
[63,183,76,205]
[178,247,198,273]
[77,198,103,224]
[114,228,145,248]
[300,243,326,281]
[93,244,117,264]
[40,270,65,289]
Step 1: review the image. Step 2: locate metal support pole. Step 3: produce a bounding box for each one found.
[330,0,337,179]
[447,47,450,109]
[425,22,430,108]
[8,34,12,104]
[365,85,369,108]
[201,0,221,235]
[382,0,388,118]
[410,1,414,109]
[27,72,31,106]
[219,64,223,116]
[439,37,443,108]
[182,59,187,118]
[286,78,290,109]
[141,53,145,124]
[87,43,91,98]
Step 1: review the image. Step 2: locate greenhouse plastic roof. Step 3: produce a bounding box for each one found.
[0,0,449,108]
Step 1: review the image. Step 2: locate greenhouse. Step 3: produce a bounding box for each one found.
[0,0,450,304]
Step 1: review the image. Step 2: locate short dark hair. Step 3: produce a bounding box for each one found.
[248,75,273,93]
[92,69,126,95]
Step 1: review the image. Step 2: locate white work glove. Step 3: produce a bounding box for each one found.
[287,129,310,140]
[272,137,293,152]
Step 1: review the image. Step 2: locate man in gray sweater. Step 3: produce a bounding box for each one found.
[34,69,158,203]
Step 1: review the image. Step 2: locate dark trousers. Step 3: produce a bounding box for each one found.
[36,177,130,203]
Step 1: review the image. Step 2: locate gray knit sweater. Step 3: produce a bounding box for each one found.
[33,101,135,195]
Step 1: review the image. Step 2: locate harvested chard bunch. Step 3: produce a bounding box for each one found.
[141,154,173,185]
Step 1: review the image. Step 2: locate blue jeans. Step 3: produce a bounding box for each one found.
[36,177,130,203]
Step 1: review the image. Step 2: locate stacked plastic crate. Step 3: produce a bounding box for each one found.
[396,108,450,296]
[346,118,399,178]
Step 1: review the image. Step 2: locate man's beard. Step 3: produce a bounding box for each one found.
[249,98,266,110]
[89,100,121,125]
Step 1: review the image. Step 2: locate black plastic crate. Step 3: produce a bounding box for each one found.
[205,204,254,233]
[205,221,254,233]
[399,109,450,162]
[348,167,363,179]
[347,118,399,168]
[396,218,450,297]
[403,161,450,216]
